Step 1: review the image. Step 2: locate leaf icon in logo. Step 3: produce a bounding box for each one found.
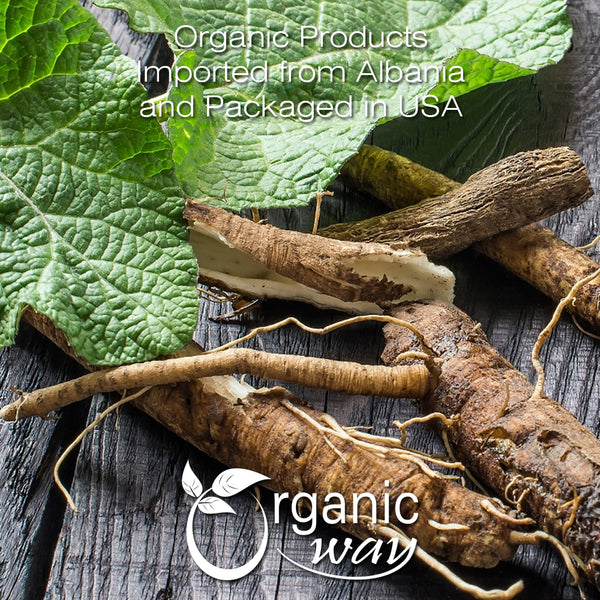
[197,496,236,515]
[182,461,203,498]
[212,469,270,498]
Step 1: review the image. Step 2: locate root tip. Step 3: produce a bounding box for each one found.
[505,580,525,599]
[0,405,14,421]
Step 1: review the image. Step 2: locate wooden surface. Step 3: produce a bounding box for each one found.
[1,1,600,599]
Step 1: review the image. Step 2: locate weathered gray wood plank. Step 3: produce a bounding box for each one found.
[0,327,87,600]
[1,0,600,599]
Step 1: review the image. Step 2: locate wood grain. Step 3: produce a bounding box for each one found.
[1,1,600,599]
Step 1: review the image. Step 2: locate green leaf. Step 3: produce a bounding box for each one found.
[0,0,199,366]
[95,0,572,210]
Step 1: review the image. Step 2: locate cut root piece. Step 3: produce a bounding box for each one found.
[321,147,592,258]
[185,202,455,314]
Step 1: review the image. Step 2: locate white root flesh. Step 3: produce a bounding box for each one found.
[186,202,455,314]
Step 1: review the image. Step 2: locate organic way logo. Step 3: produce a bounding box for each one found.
[183,462,418,581]
[182,462,270,580]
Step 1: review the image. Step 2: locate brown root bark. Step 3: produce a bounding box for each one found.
[476,224,600,329]
[0,347,430,421]
[139,377,520,570]
[320,147,591,259]
[11,310,525,576]
[185,201,454,314]
[331,145,600,330]
[382,300,600,588]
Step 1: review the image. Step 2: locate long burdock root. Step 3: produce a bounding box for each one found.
[332,145,600,330]
[1,312,436,421]
[476,224,600,330]
[140,376,524,573]
[0,347,430,421]
[319,147,592,258]
[382,300,600,588]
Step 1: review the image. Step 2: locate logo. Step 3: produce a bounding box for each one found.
[182,462,270,581]
[182,462,418,581]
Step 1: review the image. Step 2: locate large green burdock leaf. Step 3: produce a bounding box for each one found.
[0,0,199,365]
[95,0,571,210]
